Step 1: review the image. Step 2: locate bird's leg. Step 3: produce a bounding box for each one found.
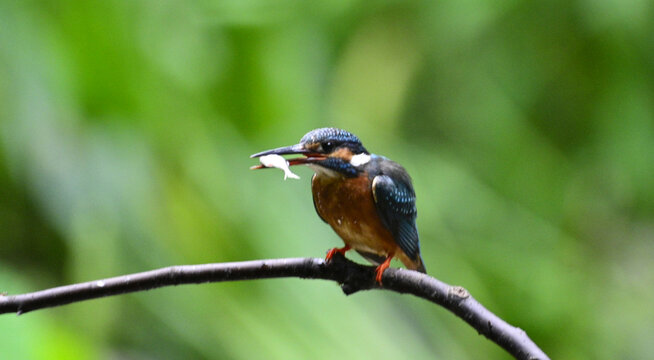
[375,254,394,284]
[325,245,351,261]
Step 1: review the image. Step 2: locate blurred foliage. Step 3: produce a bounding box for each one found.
[1,0,653,359]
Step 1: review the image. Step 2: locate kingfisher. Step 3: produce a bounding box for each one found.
[251,127,426,283]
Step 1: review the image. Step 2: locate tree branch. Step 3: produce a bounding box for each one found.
[0,255,549,360]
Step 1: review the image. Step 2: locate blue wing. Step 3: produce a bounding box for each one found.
[372,175,420,261]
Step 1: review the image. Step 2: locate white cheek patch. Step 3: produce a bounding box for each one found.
[350,153,371,167]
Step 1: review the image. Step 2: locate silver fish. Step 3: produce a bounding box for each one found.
[258,154,300,180]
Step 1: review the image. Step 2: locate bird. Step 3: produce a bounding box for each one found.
[251,127,426,283]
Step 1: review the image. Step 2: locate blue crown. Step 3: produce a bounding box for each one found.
[300,128,361,145]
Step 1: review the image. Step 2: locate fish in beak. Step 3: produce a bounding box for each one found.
[250,143,327,170]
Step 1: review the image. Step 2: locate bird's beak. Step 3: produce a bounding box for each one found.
[250,143,326,169]
[250,144,307,158]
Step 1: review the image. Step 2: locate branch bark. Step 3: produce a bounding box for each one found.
[0,255,549,360]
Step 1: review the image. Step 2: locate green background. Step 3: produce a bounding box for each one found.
[1,1,653,359]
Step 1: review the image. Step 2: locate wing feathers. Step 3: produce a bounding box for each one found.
[372,175,421,261]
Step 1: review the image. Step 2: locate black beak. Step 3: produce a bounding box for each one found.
[250,144,307,158]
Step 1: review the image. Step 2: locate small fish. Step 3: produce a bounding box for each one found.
[252,154,300,180]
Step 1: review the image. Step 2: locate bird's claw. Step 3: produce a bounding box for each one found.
[325,245,351,262]
[374,255,393,285]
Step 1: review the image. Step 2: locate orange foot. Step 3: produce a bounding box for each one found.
[375,255,394,285]
[325,245,351,261]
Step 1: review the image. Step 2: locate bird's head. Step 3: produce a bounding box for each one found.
[250,128,370,177]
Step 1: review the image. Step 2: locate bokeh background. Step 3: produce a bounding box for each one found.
[1,0,653,359]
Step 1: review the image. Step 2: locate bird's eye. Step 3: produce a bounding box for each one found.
[322,141,334,152]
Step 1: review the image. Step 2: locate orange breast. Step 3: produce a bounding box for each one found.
[312,174,398,257]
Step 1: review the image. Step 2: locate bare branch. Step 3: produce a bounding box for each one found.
[0,255,549,360]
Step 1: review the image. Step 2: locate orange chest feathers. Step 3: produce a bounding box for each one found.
[311,174,396,256]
